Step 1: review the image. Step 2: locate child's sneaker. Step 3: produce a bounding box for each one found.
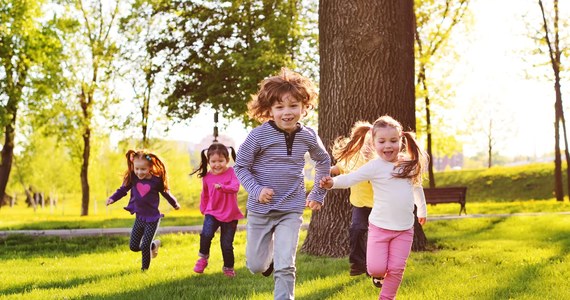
[223,267,236,278]
[151,240,161,258]
[194,257,208,273]
[372,276,384,288]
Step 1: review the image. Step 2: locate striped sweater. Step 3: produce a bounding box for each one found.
[235,121,331,214]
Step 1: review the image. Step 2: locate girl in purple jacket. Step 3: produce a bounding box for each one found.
[106,150,180,271]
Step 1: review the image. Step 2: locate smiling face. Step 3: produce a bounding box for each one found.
[133,157,152,180]
[373,126,401,163]
[208,153,229,175]
[269,93,305,133]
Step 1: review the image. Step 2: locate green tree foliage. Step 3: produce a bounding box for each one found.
[51,0,122,215]
[117,0,168,147]
[150,0,305,126]
[0,0,66,200]
[414,0,470,187]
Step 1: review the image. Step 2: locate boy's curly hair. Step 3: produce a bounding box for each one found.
[247,68,318,122]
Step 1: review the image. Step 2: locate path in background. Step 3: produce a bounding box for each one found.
[2,211,570,237]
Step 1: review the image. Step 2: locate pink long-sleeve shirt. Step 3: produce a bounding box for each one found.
[200,167,244,222]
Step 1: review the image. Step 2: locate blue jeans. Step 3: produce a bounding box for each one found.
[199,214,238,268]
[349,206,372,271]
[246,211,303,300]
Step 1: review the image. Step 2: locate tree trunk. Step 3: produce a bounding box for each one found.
[554,82,570,198]
[0,94,19,202]
[80,86,92,216]
[80,126,91,216]
[0,119,16,202]
[302,0,424,256]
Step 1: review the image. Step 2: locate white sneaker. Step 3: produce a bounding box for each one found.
[151,240,161,258]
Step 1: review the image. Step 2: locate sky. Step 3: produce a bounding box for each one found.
[143,0,565,159]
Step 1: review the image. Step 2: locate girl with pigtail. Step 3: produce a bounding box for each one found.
[320,115,428,300]
[190,143,244,277]
[106,150,180,271]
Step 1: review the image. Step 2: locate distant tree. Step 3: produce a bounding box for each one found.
[0,0,66,201]
[302,0,422,256]
[118,0,167,148]
[414,0,470,187]
[150,0,306,126]
[54,0,121,215]
[530,0,569,200]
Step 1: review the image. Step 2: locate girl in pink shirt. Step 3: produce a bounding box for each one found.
[190,143,244,277]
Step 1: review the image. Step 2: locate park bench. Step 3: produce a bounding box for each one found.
[423,187,467,215]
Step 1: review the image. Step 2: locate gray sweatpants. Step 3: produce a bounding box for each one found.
[246,211,303,300]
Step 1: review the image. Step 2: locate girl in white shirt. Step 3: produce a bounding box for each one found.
[320,115,428,300]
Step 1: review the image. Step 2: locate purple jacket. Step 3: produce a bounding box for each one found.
[109,174,179,222]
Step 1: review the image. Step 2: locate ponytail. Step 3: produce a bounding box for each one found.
[190,149,209,178]
[392,132,428,185]
[190,143,234,178]
[332,121,373,164]
[122,150,170,191]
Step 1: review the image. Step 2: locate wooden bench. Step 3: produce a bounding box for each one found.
[423,187,467,215]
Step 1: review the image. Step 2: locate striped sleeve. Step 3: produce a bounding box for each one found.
[234,130,263,202]
[306,128,331,203]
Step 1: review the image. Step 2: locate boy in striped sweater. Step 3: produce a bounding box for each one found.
[235,68,331,300]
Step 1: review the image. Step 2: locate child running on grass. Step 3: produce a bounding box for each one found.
[330,122,375,277]
[106,149,180,271]
[190,142,244,277]
[234,68,331,299]
[320,116,428,300]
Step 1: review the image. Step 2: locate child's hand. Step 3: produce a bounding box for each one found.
[106,198,113,206]
[418,217,426,225]
[258,188,274,204]
[306,200,322,211]
[330,166,340,176]
[319,176,334,189]
[214,183,221,190]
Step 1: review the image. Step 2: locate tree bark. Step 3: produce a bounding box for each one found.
[0,110,16,202]
[538,0,564,201]
[80,86,92,216]
[302,0,424,256]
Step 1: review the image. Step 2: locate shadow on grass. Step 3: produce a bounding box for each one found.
[489,227,570,298]
[0,269,134,297]
[428,217,508,250]
[7,215,204,230]
[20,255,353,300]
[0,234,127,260]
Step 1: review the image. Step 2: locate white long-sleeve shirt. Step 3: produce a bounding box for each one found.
[332,158,427,231]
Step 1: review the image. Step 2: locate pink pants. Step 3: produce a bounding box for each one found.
[367,224,414,300]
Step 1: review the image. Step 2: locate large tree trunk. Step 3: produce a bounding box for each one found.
[302,0,424,256]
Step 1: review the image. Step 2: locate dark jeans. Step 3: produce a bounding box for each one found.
[349,206,372,270]
[199,214,238,268]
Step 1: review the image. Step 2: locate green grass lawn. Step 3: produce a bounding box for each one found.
[1,213,570,299]
[2,198,570,230]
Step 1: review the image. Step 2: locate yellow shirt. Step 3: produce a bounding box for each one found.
[336,153,374,208]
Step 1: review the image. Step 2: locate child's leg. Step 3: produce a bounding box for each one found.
[219,220,238,268]
[199,215,221,258]
[140,219,160,270]
[129,217,145,252]
[380,228,414,300]
[273,212,303,300]
[245,212,275,274]
[349,206,372,274]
